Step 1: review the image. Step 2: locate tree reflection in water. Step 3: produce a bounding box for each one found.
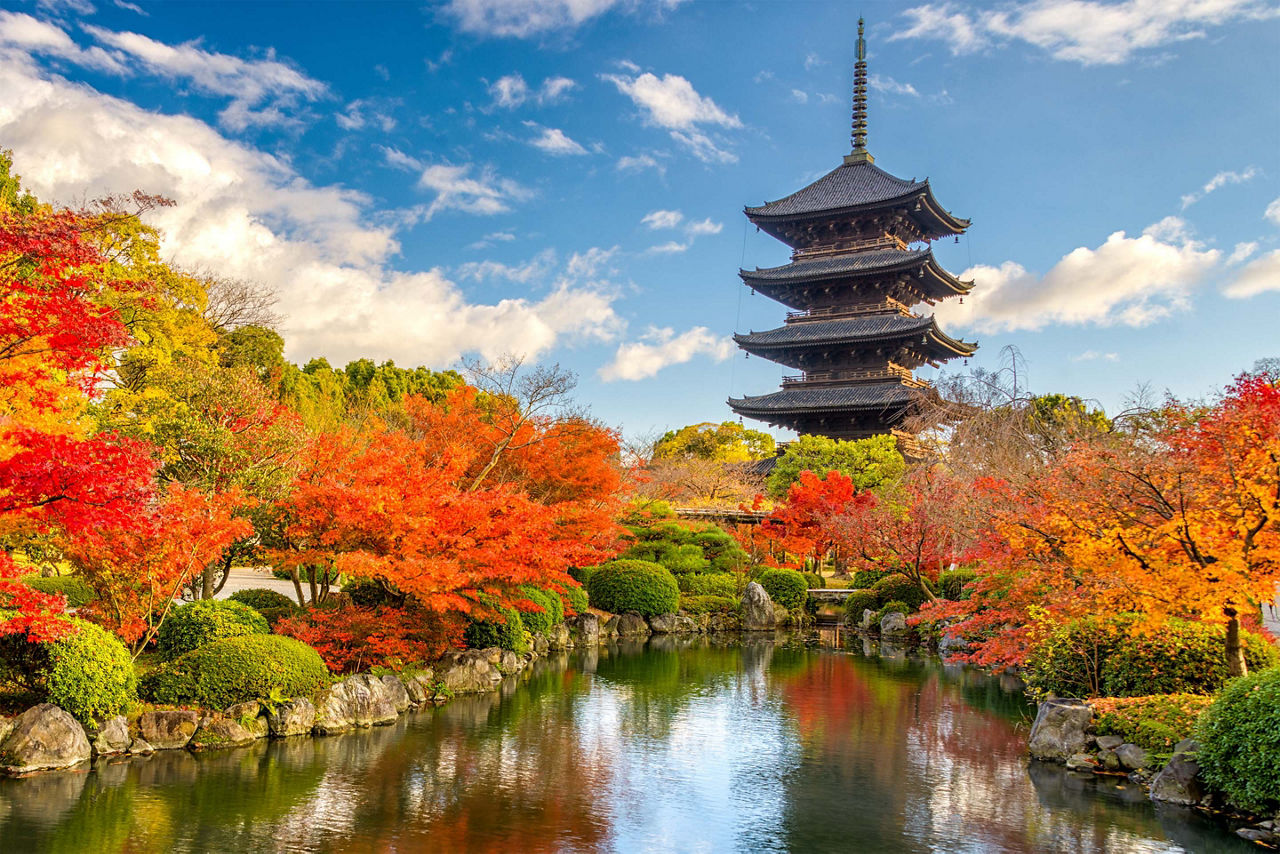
[0,638,1253,853]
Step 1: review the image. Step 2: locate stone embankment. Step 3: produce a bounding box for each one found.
[0,585,781,778]
[1027,698,1276,846]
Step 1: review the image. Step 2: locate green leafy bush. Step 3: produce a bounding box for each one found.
[157,599,269,660]
[877,600,910,622]
[560,585,589,617]
[343,577,403,607]
[802,572,825,589]
[0,616,136,725]
[228,588,297,612]
[1090,694,1212,753]
[871,573,927,610]
[757,568,809,611]
[464,599,528,653]
[515,587,563,634]
[679,573,739,598]
[618,521,747,575]
[850,570,883,588]
[20,575,96,608]
[841,590,879,623]
[568,565,598,588]
[142,635,329,710]
[1196,667,1280,812]
[679,595,738,615]
[938,569,977,601]
[586,560,679,617]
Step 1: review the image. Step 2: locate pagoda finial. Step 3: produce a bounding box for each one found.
[845,17,874,165]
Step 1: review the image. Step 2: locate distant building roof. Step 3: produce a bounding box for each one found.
[728,381,921,414]
[739,248,972,299]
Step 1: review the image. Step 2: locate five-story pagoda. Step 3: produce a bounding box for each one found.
[728,19,976,442]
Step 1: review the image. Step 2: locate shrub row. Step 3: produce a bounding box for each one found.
[20,575,96,608]
[142,634,329,709]
[679,573,739,599]
[1089,694,1213,753]
[841,573,931,623]
[678,595,738,615]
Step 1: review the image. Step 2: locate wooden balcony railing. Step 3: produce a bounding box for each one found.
[785,297,911,322]
[780,363,929,388]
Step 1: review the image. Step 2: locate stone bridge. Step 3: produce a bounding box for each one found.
[808,589,861,605]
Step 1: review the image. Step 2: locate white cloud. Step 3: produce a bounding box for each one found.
[377,145,424,172]
[467,230,517,250]
[803,52,826,70]
[602,70,741,162]
[38,0,95,14]
[893,0,1278,65]
[1266,197,1280,226]
[112,0,146,13]
[336,98,397,132]
[414,163,532,220]
[616,152,664,175]
[488,72,579,109]
[1180,166,1260,208]
[566,246,619,279]
[524,122,589,155]
[456,249,557,284]
[0,45,619,368]
[933,219,1221,333]
[600,326,735,381]
[641,209,683,229]
[1223,250,1280,299]
[1228,241,1258,265]
[869,74,920,97]
[790,88,809,104]
[442,0,686,38]
[1072,350,1119,362]
[684,217,722,237]
[646,240,690,254]
[0,11,125,73]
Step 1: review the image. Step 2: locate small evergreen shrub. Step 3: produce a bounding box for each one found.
[1196,667,1280,812]
[679,595,738,615]
[586,560,679,617]
[560,585,589,617]
[757,568,809,611]
[515,587,563,635]
[679,573,739,598]
[568,565,598,588]
[938,569,977,601]
[1090,694,1212,753]
[662,544,710,574]
[0,616,136,725]
[228,588,297,612]
[20,575,96,608]
[850,570,883,588]
[877,600,910,622]
[802,572,825,589]
[157,599,269,660]
[871,573,927,610]
[343,578,402,607]
[464,600,528,653]
[142,635,328,709]
[841,590,879,623]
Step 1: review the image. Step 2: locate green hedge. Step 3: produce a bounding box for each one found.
[560,585,589,617]
[871,573,927,610]
[679,573,739,598]
[679,595,738,615]
[228,588,297,612]
[757,568,809,611]
[938,569,977,601]
[157,599,269,660]
[1091,694,1213,753]
[1196,667,1280,812]
[20,575,96,608]
[842,590,879,622]
[586,560,679,617]
[802,572,825,589]
[464,598,528,653]
[0,616,136,725]
[568,565,598,588]
[850,570,883,588]
[515,586,564,635]
[142,634,328,710]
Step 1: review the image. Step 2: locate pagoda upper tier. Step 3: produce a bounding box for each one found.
[744,159,970,251]
[740,247,972,311]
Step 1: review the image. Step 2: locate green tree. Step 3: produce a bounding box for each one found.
[766,434,904,499]
[653,421,775,463]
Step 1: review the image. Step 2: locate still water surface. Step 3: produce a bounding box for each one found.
[0,635,1253,853]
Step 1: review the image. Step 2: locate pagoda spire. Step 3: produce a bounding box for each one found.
[845,17,874,165]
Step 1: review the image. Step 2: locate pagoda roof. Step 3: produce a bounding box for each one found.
[740,247,973,295]
[734,314,976,357]
[744,160,969,242]
[728,381,921,415]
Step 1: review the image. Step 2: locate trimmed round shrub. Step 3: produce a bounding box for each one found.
[850,570,883,588]
[142,634,329,709]
[568,565,598,588]
[464,600,528,653]
[679,594,738,615]
[1196,667,1280,812]
[939,569,977,601]
[660,544,710,574]
[20,575,96,608]
[871,573,927,610]
[586,560,679,617]
[0,616,136,725]
[877,600,910,622]
[841,590,879,623]
[802,572,825,589]
[757,568,809,612]
[228,588,297,612]
[157,599,269,660]
[560,584,589,617]
[516,586,563,635]
[679,573,739,598]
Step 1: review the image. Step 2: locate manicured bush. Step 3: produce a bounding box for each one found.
[464,599,528,653]
[586,559,679,617]
[1090,694,1213,753]
[679,595,738,615]
[802,572,825,589]
[757,568,809,611]
[568,565,598,588]
[871,573,927,610]
[560,585,589,617]
[618,521,747,575]
[515,586,563,635]
[841,590,879,623]
[157,599,269,660]
[142,634,329,709]
[20,575,96,608]
[679,573,739,598]
[938,569,977,601]
[1196,667,1280,812]
[0,616,136,725]
[229,588,298,612]
[850,570,883,588]
[877,600,910,622]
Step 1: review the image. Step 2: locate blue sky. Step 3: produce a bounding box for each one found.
[1,0,1277,440]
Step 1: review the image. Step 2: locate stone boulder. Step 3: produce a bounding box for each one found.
[1027,699,1092,762]
[189,714,259,750]
[1065,753,1097,771]
[400,670,437,706]
[379,675,411,712]
[128,737,154,755]
[266,698,316,737]
[90,715,130,757]
[0,704,91,774]
[225,702,269,739]
[436,649,504,695]
[938,631,967,655]
[546,624,571,650]
[600,614,620,639]
[138,710,199,750]
[567,613,600,646]
[648,613,679,633]
[532,633,550,655]
[741,582,776,631]
[1095,735,1123,750]
[499,650,523,674]
[857,609,875,631]
[1115,743,1149,771]
[616,612,651,638]
[313,674,400,734]
[879,611,908,637]
[0,716,14,746]
[1150,740,1207,806]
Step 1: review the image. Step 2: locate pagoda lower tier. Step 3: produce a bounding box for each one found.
[733,313,976,371]
[727,381,939,440]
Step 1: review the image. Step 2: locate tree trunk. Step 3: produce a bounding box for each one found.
[290,567,306,608]
[212,554,233,595]
[201,564,215,599]
[1225,607,1248,677]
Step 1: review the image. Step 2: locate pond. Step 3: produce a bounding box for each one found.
[0,635,1253,853]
